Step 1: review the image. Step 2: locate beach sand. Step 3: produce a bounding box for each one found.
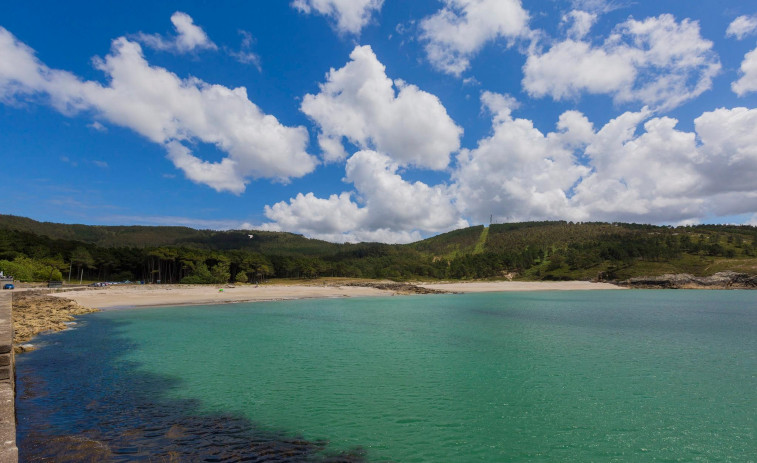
[49,283,395,310]
[416,280,624,293]
[48,280,623,310]
[13,280,622,349]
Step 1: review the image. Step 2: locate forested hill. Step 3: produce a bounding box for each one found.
[1,214,756,284]
[0,214,342,254]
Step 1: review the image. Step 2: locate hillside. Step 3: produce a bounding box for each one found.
[0,215,756,283]
[0,214,344,256]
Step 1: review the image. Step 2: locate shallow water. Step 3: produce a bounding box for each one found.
[16,290,757,462]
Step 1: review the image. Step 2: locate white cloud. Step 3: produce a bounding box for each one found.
[268,99,757,242]
[570,0,627,14]
[301,45,462,170]
[419,0,530,76]
[165,142,247,193]
[0,27,317,194]
[454,93,757,225]
[732,46,757,96]
[563,10,598,40]
[263,150,467,243]
[292,0,384,35]
[571,111,704,221]
[523,14,721,110]
[480,90,520,117]
[0,28,47,100]
[135,12,217,53]
[523,39,636,99]
[726,15,757,40]
[694,107,757,194]
[88,121,107,132]
[453,93,592,223]
[227,30,261,69]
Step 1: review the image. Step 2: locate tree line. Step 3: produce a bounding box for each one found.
[0,221,755,283]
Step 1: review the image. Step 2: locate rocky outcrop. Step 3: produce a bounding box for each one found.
[340,282,451,295]
[620,271,757,289]
[12,293,98,352]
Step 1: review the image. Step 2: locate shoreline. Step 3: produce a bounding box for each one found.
[47,280,624,311]
[415,280,624,293]
[11,280,623,351]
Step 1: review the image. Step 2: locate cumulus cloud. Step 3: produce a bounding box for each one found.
[726,15,757,40]
[453,92,592,223]
[268,96,757,242]
[732,46,757,96]
[301,45,462,169]
[563,10,598,40]
[263,150,468,243]
[694,107,757,194]
[134,12,217,53]
[523,14,721,110]
[570,111,704,221]
[292,0,384,35]
[0,27,316,193]
[453,92,757,225]
[420,0,530,76]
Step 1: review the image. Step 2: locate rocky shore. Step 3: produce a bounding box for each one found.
[620,271,757,289]
[338,281,451,295]
[11,292,98,352]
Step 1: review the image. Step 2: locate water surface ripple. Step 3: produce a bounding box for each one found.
[16,290,757,462]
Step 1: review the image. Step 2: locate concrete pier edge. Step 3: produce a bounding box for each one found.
[0,292,18,462]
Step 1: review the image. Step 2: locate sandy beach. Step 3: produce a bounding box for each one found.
[48,284,394,310]
[11,279,623,351]
[416,280,624,293]
[46,280,623,310]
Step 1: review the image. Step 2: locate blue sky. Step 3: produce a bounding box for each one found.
[1,0,757,243]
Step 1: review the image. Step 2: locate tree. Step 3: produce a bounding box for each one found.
[70,247,95,282]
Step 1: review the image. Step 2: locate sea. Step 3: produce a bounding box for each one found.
[15,290,757,462]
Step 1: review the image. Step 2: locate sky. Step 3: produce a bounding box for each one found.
[1,0,757,243]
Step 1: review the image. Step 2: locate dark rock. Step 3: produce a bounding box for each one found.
[620,271,757,289]
[341,282,450,294]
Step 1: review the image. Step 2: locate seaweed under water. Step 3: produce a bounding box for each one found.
[15,316,368,462]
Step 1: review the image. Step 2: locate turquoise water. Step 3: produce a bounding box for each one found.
[16,291,757,461]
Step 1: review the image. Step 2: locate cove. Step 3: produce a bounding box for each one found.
[16,290,757,461]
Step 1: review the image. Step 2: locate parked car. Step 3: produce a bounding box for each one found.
[3,284,13,290]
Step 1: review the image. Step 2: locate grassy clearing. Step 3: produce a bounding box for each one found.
[473,227,489,254]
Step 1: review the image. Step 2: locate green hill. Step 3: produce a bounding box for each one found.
[0,214,343,256]
[1,214,756,283]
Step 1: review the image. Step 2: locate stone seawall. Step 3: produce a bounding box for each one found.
[0,292,18,462]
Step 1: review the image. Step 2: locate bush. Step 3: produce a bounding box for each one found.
[0,257,63,282]
[180,263,214,284]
